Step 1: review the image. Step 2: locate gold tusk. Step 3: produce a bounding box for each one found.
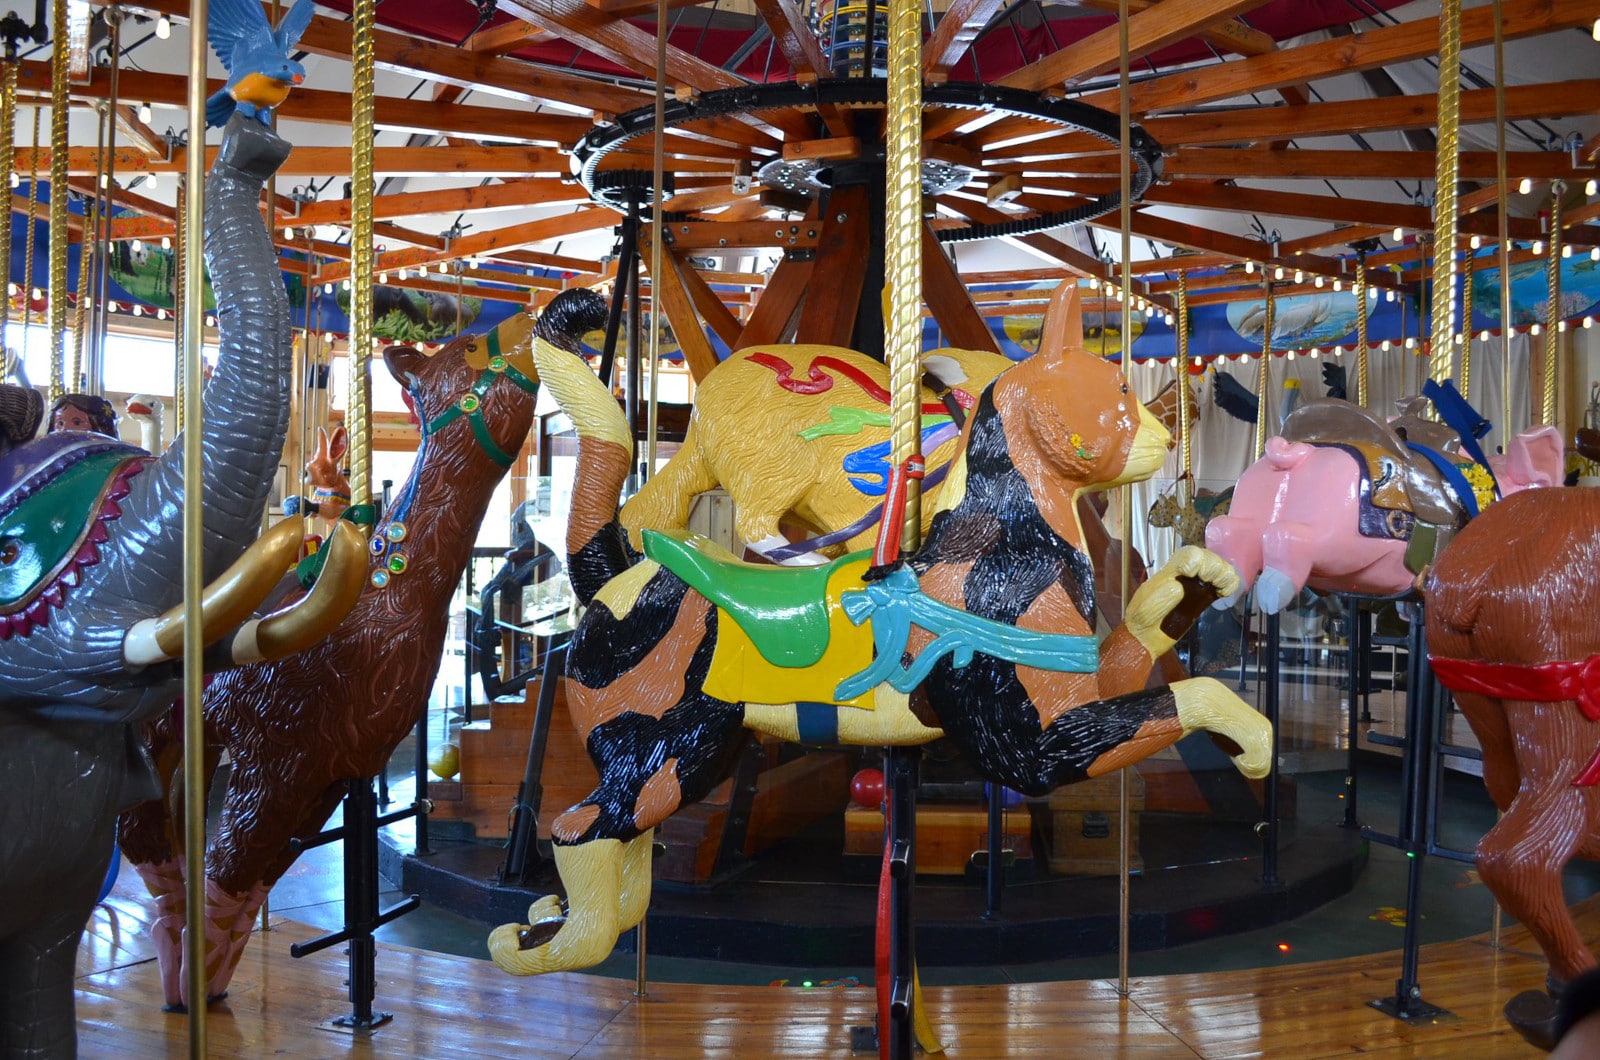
[124,518,305,667]
[228,519,367,664]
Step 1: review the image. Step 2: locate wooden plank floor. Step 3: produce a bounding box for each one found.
[74,890,1578,1058]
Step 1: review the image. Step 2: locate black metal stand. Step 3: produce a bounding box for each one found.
[982,782,1004,919]
[1342,599,1367,829]
[884,746,918,1060]
[501,640,569,885]
[1260,611,1282,888]
[289,777,422,1032]
[1363,611,1450,1022]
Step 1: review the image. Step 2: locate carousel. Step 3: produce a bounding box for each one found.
[4,0,1600,1057]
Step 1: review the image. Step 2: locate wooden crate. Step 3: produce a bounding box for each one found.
[1044,771,1144,876]
[843,804,1033,875]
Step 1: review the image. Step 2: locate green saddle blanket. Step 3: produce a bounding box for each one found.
[641,529,866,668]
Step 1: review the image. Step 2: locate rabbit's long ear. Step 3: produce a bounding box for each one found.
[330,426,349,461]
[312,426,331,460]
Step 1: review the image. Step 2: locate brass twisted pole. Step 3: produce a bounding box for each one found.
[1542,184,1562,426]
[47,0,71,405]
[0,59,16,358]
[1255,284,1274,458]
[1355,257,1369,407]
[1116,0,1135,1001]
[346,0,378,520]
[1428,0,1461,387]
[1494,0,1512,442]
[21,105,40,358]
[886,0,924,555]
[1459,247,1474,399]
[1176,270,1192,500]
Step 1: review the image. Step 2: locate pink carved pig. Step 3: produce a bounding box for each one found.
[1205,399,1564,614]
[1206,434,1417,613]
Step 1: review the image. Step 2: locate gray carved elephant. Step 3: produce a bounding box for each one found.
[0,116,362,1057]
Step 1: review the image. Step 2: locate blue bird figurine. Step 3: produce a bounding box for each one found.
[205,0,318,128]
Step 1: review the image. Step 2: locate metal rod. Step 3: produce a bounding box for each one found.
[983,781,1003,918]
[645,0,667,483]
[1254,284,1273,458]
[0,59,15,358]
[1494,0,1512,439]
[1343,599,1361,829]
[347,0,377,513]
[1261,611,1281,888]
[1115,0,1134,998]
[1176,271,1192,498]
[180,0,211,1049]
[1355,257,1369,407]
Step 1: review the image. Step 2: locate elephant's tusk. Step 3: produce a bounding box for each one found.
[124,518,306,667]
[227,519,367,665]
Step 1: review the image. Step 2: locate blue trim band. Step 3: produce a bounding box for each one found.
[795,701,839,745]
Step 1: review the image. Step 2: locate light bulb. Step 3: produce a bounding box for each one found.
[1333,346,1343,355]
[1386,290,1395,302]
[161,236,171,250]
[379,273,388,284]
[1309,349,1319,359]
[132,304,142,316]
[206,315,217,328]
[1592,247,1600,262]
[1533,241,1544,255]
[1368,287,1378,300]
[1518,177,1532,194]
[138,102,152,123]
[31,287,42,300]
[1480,330,1490,341]
[156,15,170,38]
[342,279,351,291]
[1588,178,1598,196]
[1088,277,1100,290]
[5,282,15,296]
[1393,227,1404,241]
[1273,265,1284,280]
[1562,245,1572,258]
[131,239,143,253]
[1559,320,1568,332]
[1531,323,1542,336]
[1294,270,1303,284]
[324,284,333,294]
[1585,317,1594,329]
[157,308,166,320]
[1333,280,1342,292]
[324,332,335,343]
[437,262,448,274]
[144,172,157,189]
[1287,349,1297,361]
[1405,337,1416,349]
[1314,276,1324,288]
[284,227,295,240]
[1469,235,1481,249]
[1244,261,1254,274]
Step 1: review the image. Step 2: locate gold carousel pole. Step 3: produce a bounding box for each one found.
[172,177,186,433]
[47,0,70,406]
[1355,256,1370,407]
[1494,0,1512,442]
[1255,283,1274,458]
[1541,184,1562,427]
[71,200,94,389]
[1428,0,1461,388]
[1459,245,1474,400]
[346,0,377,523]
[180,0,211,1051]
[21,105,40,364]
[886,0,923,556]
[1116,0,1134,1000]
[1176,271,1192,501]
[0,56,16,358]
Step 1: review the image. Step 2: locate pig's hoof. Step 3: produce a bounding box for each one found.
[1255,568,1300,614]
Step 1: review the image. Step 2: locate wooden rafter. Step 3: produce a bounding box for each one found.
[1165,148,1594,184]
[36,145,568,181]
[753,0,831,79]
[924,0,1007,76]
[998,0,1277,91]
[315,209,620,284]
[1078,0,1597,116]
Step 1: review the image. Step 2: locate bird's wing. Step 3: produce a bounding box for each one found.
[207,0,270,70]
[1212,369,1260,424]
[275,0,318,52]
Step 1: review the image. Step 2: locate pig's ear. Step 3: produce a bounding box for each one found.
[1504,425,1564,490]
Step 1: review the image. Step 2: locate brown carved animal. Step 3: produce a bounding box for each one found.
[118,289,609,1009]
[1426,486,1600,1045]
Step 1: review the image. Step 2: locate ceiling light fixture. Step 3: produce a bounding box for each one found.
[156,15,170,38]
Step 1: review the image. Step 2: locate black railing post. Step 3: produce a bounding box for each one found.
[883,746,918,1060]
[1343,598,1362,829]
[982,781,1003,919]
[1260,610,1282,888]
[501,640,568,885]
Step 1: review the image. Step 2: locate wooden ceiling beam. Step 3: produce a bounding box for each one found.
[998,0,1276,92]
[94,0,641,115]
[1142,79,1600,147]
[939,197,1105,277]
[466,17,552,53]
[288,179,585,228]
[53,145,566,182]
[1105,211,1402,289]
[1080,0,1596,116]
[315,208,620,283]
[496,0,739,93]
[753,0,831,79]
[1147,179,1600,246]
[1165,147,1594,183]
[924,0,1007,76]
[113,105,171,160]
[19,62,588,147]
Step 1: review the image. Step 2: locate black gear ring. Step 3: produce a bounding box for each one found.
[570,79,1164,244]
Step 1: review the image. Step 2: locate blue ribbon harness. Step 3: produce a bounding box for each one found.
[832,566,1100,702]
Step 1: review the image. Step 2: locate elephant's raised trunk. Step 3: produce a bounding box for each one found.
[116,117,294,584]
